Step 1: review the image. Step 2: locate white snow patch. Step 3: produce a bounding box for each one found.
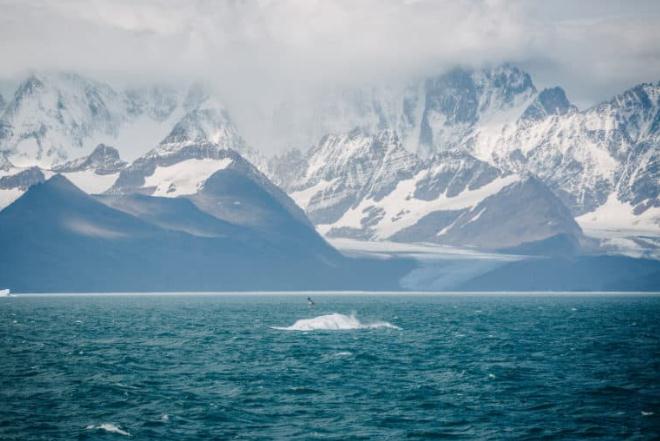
[144,158,233,197]
[577,193,660,233]
[466,207,486,224]
[322,173,519,239]
[290,178,336,209]
[577,194,660,259]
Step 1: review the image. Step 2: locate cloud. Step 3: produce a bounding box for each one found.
[0,0,658,148]
[1,1,658,98]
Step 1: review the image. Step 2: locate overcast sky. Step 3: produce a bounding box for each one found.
[0,0,659,108]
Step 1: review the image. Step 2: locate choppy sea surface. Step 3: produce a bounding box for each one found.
[1,293,659,440]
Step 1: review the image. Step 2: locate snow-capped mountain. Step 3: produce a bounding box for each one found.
[1,66,656,257]
[0,143,128,208]
[0,153,48,208]
[416,65,537,156]
[0,165,46,207]
[0,72,266,207]
[271,65,659,249]
[406,66,657,230]
[156,103,266,171]
[51,144,127,194]
[281,128,583,252]
[106,100,322,251]
[467,81,660,226]
[287,129,420,225]
[110,101,266,197]
[0,72,202,167]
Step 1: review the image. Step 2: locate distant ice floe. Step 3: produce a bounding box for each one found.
[273,313,400,331]
[85,423,131,436]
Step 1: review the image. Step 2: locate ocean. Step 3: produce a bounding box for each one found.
[1,293,659,440]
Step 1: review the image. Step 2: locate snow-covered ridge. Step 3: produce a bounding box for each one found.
[53,144,126,174]
[468,81,660,220]
[0,72,216,167]
[0,144,128,204]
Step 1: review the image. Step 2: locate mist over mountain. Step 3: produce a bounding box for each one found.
[0,4,658,292]
[0,64,657,261]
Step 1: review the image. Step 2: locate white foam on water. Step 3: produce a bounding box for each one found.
[272,313,400,331]
[86,423,131,436]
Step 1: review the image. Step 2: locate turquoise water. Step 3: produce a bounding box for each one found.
[1,294,659,440]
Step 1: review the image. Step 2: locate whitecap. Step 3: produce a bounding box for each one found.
[86,423,131,436]
[272,313,400,331]
[335,351,353,357]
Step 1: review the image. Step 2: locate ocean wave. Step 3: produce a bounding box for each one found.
[85,423,131,436]
[272,313,400,331]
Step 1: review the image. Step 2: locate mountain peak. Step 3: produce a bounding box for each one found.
[53,143,127,175]
[521,86,576,121]
[8,173,88,204]
[479,63,536,92]
[157,107,245,153]
[605,80,660,111]
[183,82,212,111]
[418,64,537,154]
[15,74,45,98]
[42,173,82,191]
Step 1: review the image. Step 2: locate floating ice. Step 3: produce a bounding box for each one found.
[86,423,131,436]
[273,313,400,331]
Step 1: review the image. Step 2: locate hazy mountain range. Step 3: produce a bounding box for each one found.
[0,65,658,291]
